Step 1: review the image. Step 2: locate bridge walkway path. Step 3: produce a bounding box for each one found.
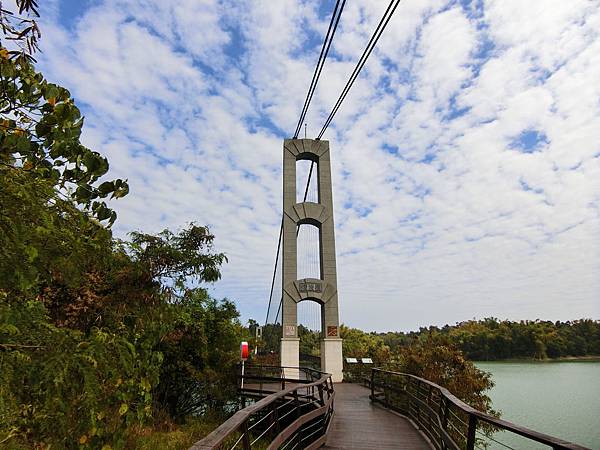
[322,383,432,450]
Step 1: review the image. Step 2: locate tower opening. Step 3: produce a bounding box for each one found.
[297,223,321,280]
[297,299,322,369]
[296,158,319,203]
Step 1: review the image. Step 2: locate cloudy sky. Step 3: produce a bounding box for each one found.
[31,0,600,331]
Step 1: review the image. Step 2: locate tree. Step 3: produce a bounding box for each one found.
[154,290,243,420]
[340,325,391,365]
[1,1,128,227]
[1,4,244,447]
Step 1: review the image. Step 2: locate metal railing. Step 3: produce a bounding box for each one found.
[190,366,334,450]
[368,368,589,450]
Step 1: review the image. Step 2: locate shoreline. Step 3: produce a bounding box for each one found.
[473,355,600,363]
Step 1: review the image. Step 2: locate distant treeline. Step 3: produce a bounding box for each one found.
[377,318,600,360]
[258,318,600,362]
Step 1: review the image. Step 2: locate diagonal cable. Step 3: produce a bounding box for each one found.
[264,220,283,325]
[317,0,403,139]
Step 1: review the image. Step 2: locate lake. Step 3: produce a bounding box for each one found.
[476,361,600,450]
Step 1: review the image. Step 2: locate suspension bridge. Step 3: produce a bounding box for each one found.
[191,1,589,449]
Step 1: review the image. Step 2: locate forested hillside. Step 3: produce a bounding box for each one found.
[259,318,600,364]
[378,318,600,360]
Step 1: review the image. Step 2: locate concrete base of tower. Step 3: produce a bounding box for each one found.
[321,338,343,382]
[280,338,300,379]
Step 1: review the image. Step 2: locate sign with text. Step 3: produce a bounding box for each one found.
[299,280,322,293]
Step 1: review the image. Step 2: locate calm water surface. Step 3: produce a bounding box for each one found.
[476,361,600,450]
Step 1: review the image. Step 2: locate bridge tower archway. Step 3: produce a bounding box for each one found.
[297,298,322,368]
[281,139,343,382]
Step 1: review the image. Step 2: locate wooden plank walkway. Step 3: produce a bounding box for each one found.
[322,383,432,450]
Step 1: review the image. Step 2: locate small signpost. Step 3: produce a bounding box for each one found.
[255,326,262,355]
[240,341,249,388]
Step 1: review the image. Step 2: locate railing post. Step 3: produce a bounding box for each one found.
[294,390,301,419]
[370,369,375,400]
[318,383,325,406]
[242,419,251,450]
[293,389,303,446]
[271,402,281,437]
[466,414,477,450]
[427,384,433,434]
[441,397,449,450]
[416,380,422,427]
[441,397,449,429]
[259,365,263,394]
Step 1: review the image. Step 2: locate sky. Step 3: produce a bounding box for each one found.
[24,0,600,331]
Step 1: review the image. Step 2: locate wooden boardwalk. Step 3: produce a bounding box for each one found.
[322,383,432,450]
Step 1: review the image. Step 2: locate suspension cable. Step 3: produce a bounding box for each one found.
[274,294,282,324]
[264,220,283,326]
[293,0,347,139]
[316,0,403,140]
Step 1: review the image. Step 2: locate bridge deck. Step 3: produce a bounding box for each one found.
[322,383,432,450]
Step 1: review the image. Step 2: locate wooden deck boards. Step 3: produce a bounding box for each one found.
[321,383,432,450]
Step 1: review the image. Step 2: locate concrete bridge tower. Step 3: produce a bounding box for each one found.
[280,138,343,382]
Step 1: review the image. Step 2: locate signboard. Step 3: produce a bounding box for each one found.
[240,341,249,360]
[345,357,358,364]
[284,325,296,337]
[298,280,322,293]
[327,326,338,337]
[361,358,373,364]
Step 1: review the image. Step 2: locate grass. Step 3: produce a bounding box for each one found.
[1,416,223,450]
[127,416,223,450]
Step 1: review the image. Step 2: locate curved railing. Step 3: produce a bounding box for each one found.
[190,366,334,450]
[369,368,589,450]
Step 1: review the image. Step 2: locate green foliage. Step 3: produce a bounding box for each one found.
[392,337,497,415]
[298,325,320,357]
[0,1,41,59]
[0,218,241,448]
[258,323,282,355]
[0,216,240,448]
[378,318,600,360]
[340,325,391,364]
[1,4,243,448]
[0,300,161,449]
[126,226,227,293]
[154,290,242,420]
[388,337,499,447]
[0,46,128,226]
[0,167,113,294]
[126,416,223,450]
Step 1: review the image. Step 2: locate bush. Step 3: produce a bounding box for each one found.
[392,336,497,416]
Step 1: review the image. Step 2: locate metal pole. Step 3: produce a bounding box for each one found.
[241,360,245,389]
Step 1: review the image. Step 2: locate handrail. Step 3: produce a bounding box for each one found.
[369,368,590,450]
[190,366,334,450]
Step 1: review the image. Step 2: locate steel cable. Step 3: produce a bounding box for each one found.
[293,0,347,138]
[316,0,403,139]
[264,221,283,325]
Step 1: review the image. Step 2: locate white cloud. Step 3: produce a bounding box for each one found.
[34,0,600,331]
